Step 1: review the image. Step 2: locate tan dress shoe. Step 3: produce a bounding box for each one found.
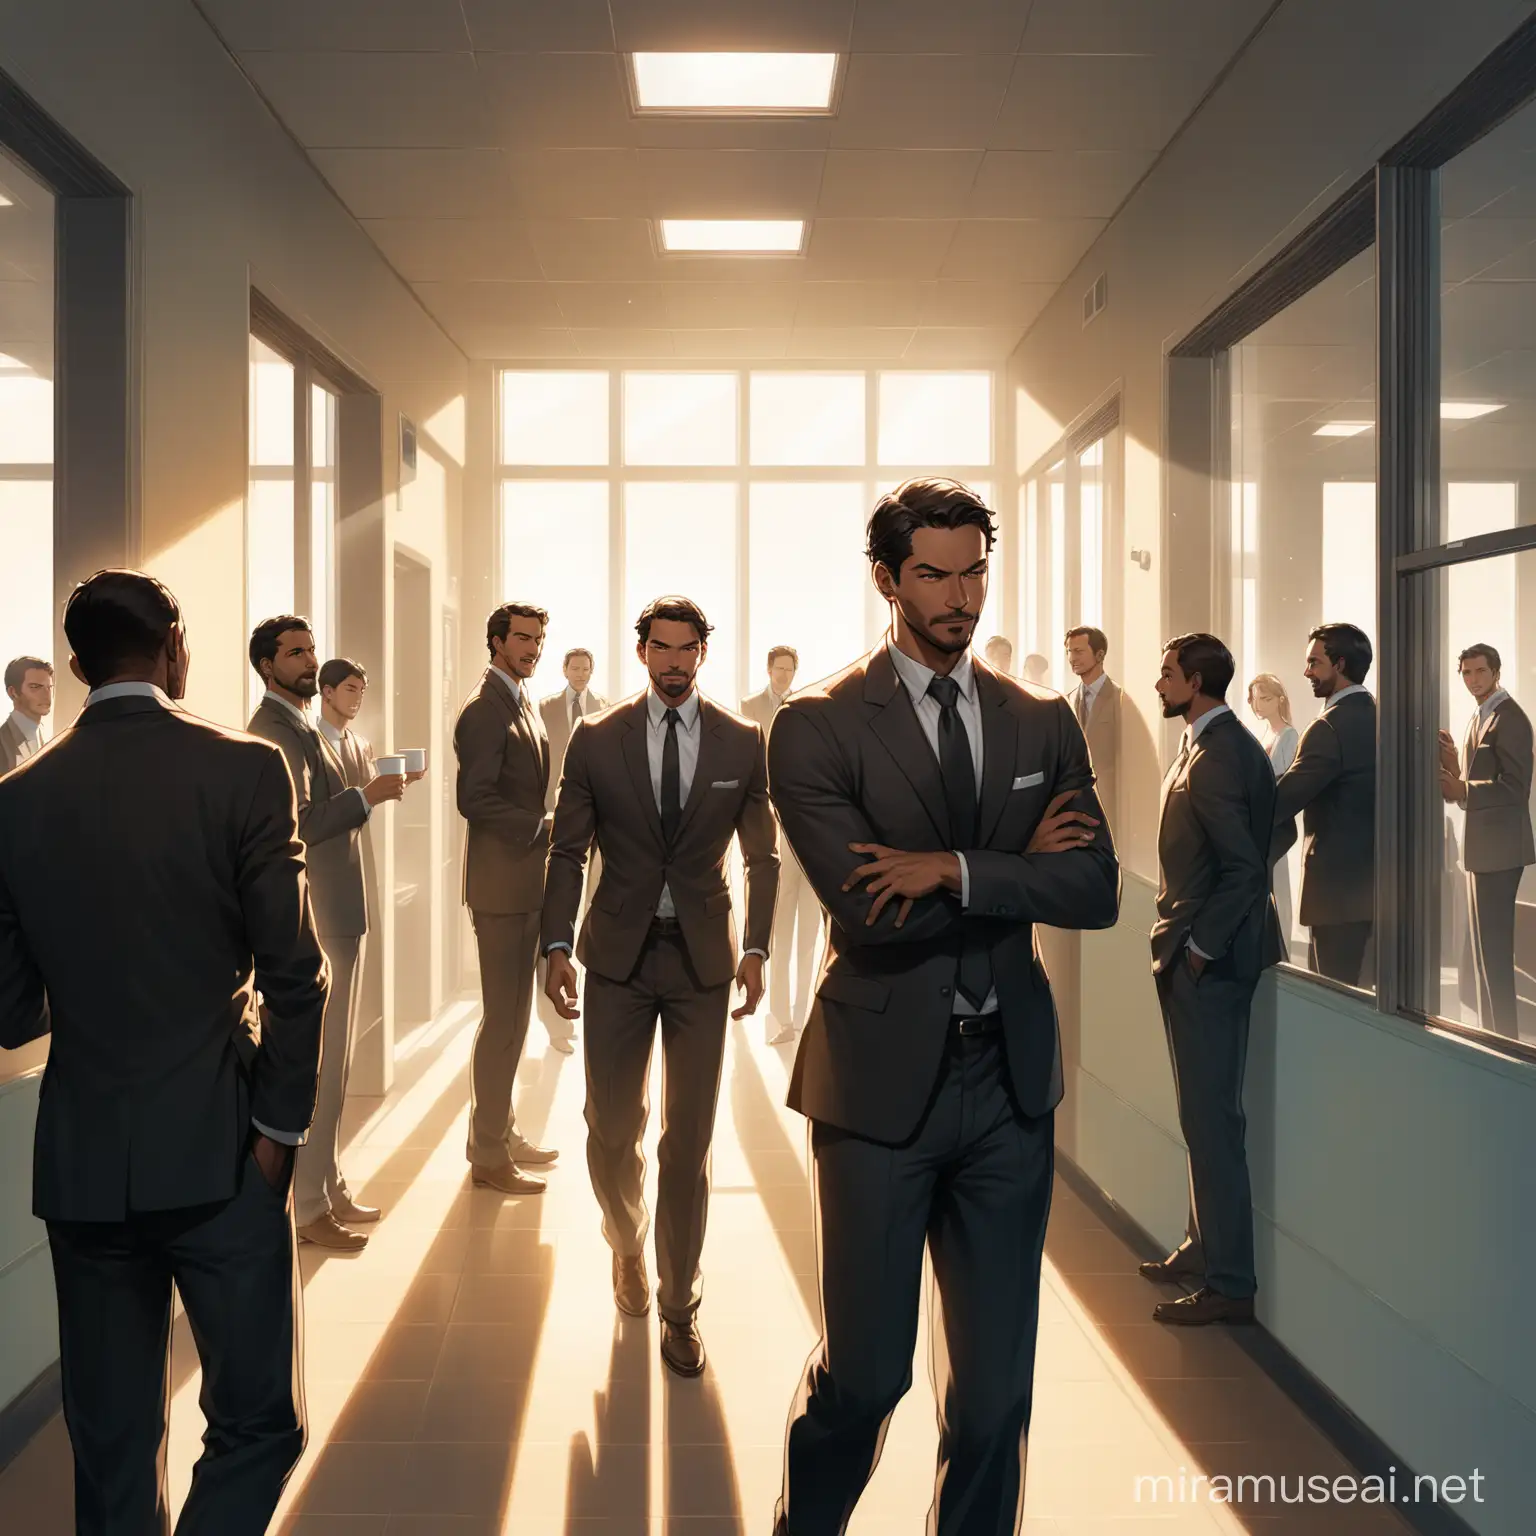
[331,1195,382,1224]
[1153,1286,1256,1326]
[613,1253,651,1317]
[660,1317,706,1377]
[1138,1248,1204,1283]
[471,1162,547,1195]
[508,1138,560,1166]
[296,1213,369,1251]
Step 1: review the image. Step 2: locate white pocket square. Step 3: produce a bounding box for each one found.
[1012,772,1045,790]
[711,779,740,789]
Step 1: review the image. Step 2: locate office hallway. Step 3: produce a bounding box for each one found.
[0,1000,1412,1536]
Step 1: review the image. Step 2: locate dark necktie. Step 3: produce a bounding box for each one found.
[573,691,584,720]
[1077,688,1090,729]
[927,675,991,1010]
[660,708,682,847]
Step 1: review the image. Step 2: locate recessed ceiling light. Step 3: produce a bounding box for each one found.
[632,53,838,113]
[1314,421,1373,437]
[659,219,805,254]
[0,193,12,208]
[1440,400,1504,419]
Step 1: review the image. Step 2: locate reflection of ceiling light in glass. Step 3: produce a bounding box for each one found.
[659,219,805,253]
[633,53,838,112]
[1314,421,1373,437]
[0,193,12,207]
[1440,400,1504,419]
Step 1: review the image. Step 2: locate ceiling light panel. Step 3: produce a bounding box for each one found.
[1313,421,1373,437]
[659,219,806,253]
[1440,400,1504,420]
[632,53,838,113]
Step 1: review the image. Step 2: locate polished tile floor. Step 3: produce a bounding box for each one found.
[0,999,1410,1535]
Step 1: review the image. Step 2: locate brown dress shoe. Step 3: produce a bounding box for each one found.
[331,1195,382,1224]
[613,1253,651,1317]
[508,1138,560,1167]
[471,1162,547,1195]
[1139,1249,1204,1283]
[1153,1286,1256,1326]
[296,1213,369,1251]
[660,1318,706,1377]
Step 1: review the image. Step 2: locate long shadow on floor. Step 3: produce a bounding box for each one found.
[564,1311,649,1534]
[664,1363,744,1532]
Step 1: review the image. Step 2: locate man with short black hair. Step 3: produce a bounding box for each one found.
[249,622,405,1249]
[1145,632,1281,1326]
[1,654,53,774]
[1273,621,1378,988]
[1066,625,1123,829]
[457,601,559,1192]
[543,595,778,1378]
[0,569,327,1534]
[1439,642,1534,1039]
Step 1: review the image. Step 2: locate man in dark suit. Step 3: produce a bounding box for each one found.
[1273,622,1377,988]
[543,596,778,1379]
[766,481,1120,1534]
[0,569,327,1535]
[456,601,559,1193]
[1143,632,1283,1326]
[248,619,404,1251]
[1440,642,1535,1040]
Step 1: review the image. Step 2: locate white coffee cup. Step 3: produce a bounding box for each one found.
[401,747,427,774]
[375,755,406,778]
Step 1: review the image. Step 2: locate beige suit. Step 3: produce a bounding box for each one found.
[454,666,551,1164]
[1070,675,1122,835]
[0,713,32,775]
[741,685,821,1036]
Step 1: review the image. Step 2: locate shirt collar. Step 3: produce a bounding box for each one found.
[8,708,42,743]
[565,684,586,704]
[1183,702,1231,750]
[1323,683,1369,712]
[317,717,345,746]
[647,687,701,730]
[1083,672,1108,700]
[86,681,175,709]
[1479,687,1509,721]
[490,666,523,705]
[886,637,976,708]
[264,689,315,730]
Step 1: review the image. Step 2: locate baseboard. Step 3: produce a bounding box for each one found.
[0,1360,59,1476]
[1053,1150,1478,1536]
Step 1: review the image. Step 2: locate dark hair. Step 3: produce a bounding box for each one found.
[1309,622,1373,685]
[865,478,996,579]
[635,595,713,648]
[319,657,367,694]
[1065,625,1109,659]
[1458,642,1502,674]
[563,647,594,668]
[1163,632,1236,701]
[63,570,182,688]
[4,655,52,693]
[767,645,799,669]
[487,602,549,658]
[249,615,312,681]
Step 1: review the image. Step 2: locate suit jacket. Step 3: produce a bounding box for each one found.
[1461,695,1536,873]
[539,687,609,813]
[768,646,1121,1142]
[0,695,327,1222]
[1,715,30,775]
[542,693,779,989]
[455,667,550,915]
[331,725,381,928]
[247,697,369,937]
[1273,690,1376,927]
[1152,710,1284,979]
[1071,676,1122,826]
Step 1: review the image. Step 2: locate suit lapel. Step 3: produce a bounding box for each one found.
[865,648,950,844]
[620,696,665,847]
[976,665,1017,845]
[676,698,721,843]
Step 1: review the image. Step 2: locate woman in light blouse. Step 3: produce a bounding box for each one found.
[1249,672,1298,942]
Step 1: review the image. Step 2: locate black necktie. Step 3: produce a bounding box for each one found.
[660,708,682,847]
[927,675,991,1010]
[573,691,584,719]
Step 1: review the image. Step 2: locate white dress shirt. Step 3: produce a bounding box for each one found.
[647,687,702,920]
[317,717,344,751]
[565,685,593,728]
[491,666,525,709]
[264,690,370,821]
[6,708,42,760]
[884,639,997,1014]
[1323,683,1369,712]
[1076,671,1108,722]
[1477,686,1510,726]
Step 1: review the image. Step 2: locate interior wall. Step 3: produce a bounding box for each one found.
[1009,4,1536,1533]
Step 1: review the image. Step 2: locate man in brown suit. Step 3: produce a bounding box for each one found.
[1,654,53,774]
[248,619,405,1250]
[1440,641,1535,1040]
[456,601,559,1193]
[1066,624,1123,831]
[543,596,779,1378]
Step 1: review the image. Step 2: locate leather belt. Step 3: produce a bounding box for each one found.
[648,916,683,937]
[954,1014,1001,1037]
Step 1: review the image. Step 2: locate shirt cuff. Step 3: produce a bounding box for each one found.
[1187,935,1213,961]
[744,948,768,960]
[544,941,572,957]
[353,785,372,821]
[957,852,971,908]
[251,1118,304,1146]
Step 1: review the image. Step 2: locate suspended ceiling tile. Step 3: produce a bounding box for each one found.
[661,282,803,328]
[1020,0,1272,56]
[550,282,672,328]
[461,0,616,51]
[411,280,565,328]
[505,150,648,218]
[452,325,581,359]
[198,0,471,51]
[310,148,513,217]
[904,326,1022,363]
[786,325,915,360]
[670,329,791,360]
[477,51,634,149]
[607,0,856,52]
[635,149,826,218]
[527,218,660,280]
[794,280,930,328]
[802,219,958,280]
[849,0,1033,53]
[968,150,1147,219]
[359,218,544,281]
[940,218,1106,282]
[816,150,984,219]
[920,281,1056,329]
[571,327,679,358]
[832,54,1016,151]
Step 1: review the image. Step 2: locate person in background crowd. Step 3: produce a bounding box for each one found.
[1,655,53,774]
[1023,652,1051,687]
[982,634,1014,675]
[1066,625,1123,829]
[1247,672,1299,940]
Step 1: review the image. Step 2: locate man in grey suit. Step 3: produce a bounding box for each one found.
[543,596,778,1378]
[1066,625,1123,831]
[0,569,327,1535]
[248,619,405,1251]
[1144,632,1282,1326]
[1440,642,1535,1040]
[1,654,53,773]
[741,644,819,1046]
[536,646,609,1053]
[1273,622,1377,988]
[767,481,1120,1534]
[456,601,559,1194]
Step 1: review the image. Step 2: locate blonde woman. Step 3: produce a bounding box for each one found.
[1248,672,1298,941]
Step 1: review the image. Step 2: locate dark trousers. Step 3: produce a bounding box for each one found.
[1309,921,1374,989]
[1155,962,1257,1300]
[467,908,541,1164]
[1468,868,1523,1039]
[47,1152,304,1536]
[776,1033,1053,1536]
[583,929,731,1324]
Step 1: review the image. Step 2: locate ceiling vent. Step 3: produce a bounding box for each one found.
[1082,273,1107,328]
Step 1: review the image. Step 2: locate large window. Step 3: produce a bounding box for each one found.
[497,369,998,710]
